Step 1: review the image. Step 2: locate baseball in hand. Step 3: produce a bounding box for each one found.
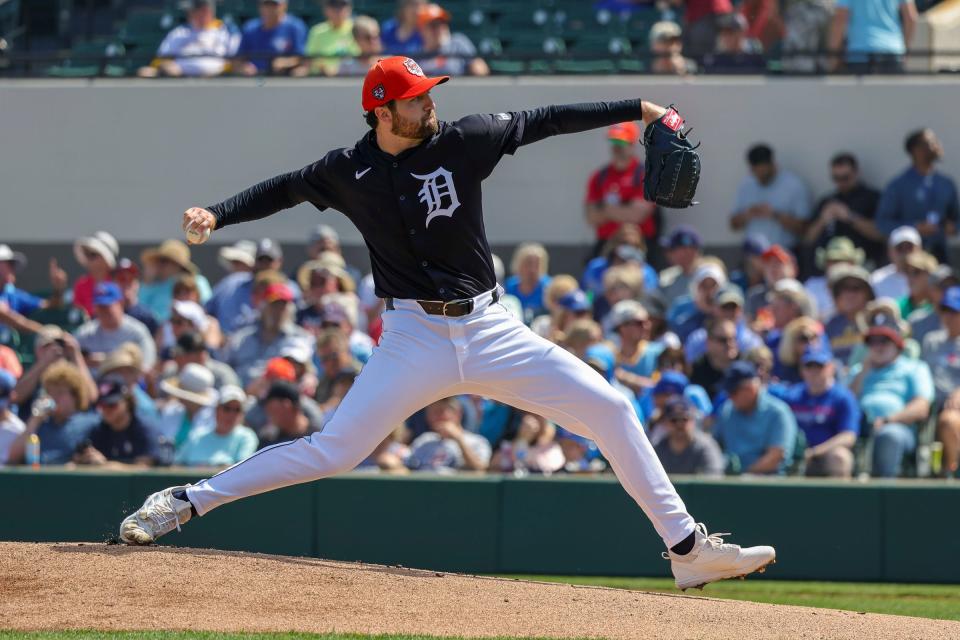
[186,225,211,245]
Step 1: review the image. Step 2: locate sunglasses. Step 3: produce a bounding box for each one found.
[802,361,826,369]
[668,416,690,424]
[710,334,735,344]
[797,332,817,343]
[866,336,892,347]
[218,404,243,414]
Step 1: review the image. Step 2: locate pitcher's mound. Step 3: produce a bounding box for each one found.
[0,542,955,640]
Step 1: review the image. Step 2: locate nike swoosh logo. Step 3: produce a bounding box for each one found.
[355,167,371,180]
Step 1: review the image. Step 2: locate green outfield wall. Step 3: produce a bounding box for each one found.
[1,469,957,583]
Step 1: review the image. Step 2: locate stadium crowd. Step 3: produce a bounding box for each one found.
[0,117,958,481]
[130,0,922,78]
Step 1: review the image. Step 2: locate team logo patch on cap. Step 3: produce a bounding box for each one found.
[372,83,385,100]
[403,58,425,77]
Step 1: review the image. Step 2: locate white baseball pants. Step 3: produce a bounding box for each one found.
[187,290,696,548]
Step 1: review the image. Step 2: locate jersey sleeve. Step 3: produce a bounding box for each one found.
[454,99,642,178]
[209,150,341,229]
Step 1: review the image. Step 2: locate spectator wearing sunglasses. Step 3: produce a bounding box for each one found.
[74,379,161,468]
[849,309,933,477]
[175,385,258,467]
[684,284,762,365]
[898,250,938,321]
[824,264,875,364]
[774,317,827,384]
[781,345,860,477]
[653,396,724,477]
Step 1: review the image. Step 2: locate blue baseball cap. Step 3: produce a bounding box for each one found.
[661,225,702,250]
[93,282,123,306]
[743,233,771,256]
[585,344,616,381]
[653,371,689,396]
[941,286,960,313]
[0,369,15,410]
[722,360,758,394]
[558,290,591,313]
[662,395,696,420]
[800,345,833,366]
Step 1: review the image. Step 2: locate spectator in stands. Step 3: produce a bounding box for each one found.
[561,319,603,360]
[317,294,373,364]
[112,258,158,338]
[416,4,489,76]
[674,0,735,59]
[175,385,258,467]
[658,226,702,303]
[74,379,159,467]
[649,21,697,76]
[642,369,713,435]
[139,240,211,323]
[730,233,770,296]
[71,231,118,316]
[208,243,299,335]
[164,330,239,390]
[899,250,938,320]
[764,278,816,352]
[296,259,356,330]
[259,380,318,447]
[407,397,491,471]
[7,361,98,465]
[529,275,579,341]
[0,245,69,345]
[548,290,592,343]
[297,0,359,76]
[314,327,362,404]
[99,343,160,427]
[805,237,865,321]
[74,283,156,372]
[871,226,920,300]
[281,343,319,399]
[703,12,766,72]
[824,264,875,364]
[828,0,918,73]
[654,396,725,477]
[746,244,796,318]
[585,343,643,419]
[489,412,565,474]
[774,316,826,384]
[381,0,426,55]
[243,356,325,433]
[0,370,24,465]
[583,230,658,307]
[910,266,959,344]
[803,153,884,268]
[782,344,860,477]
[12,325,97,416]
[849,308,933,477]
[335,15,384,76]
[685,284,763,364]
[713,361,798,475]
[923,287,960,478]
[223,282,314,386]
[669,259,727,343]
[598,264,646,329]
[138,0,240,78]
[238,0,307,76]
[780,0,835,72]
[741,0,783,51]
[157,362,217,451]
[610,300,661,392]
[730,144,812,252]
[505,243,551,325]
[218,240,256,276]
[875,129,960,262]
[691,318,740,400]
[584,123,657,259]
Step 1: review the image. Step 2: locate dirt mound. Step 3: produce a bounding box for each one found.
[0,542,954,640]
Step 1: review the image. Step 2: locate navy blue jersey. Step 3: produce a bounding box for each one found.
[210,100,643,301]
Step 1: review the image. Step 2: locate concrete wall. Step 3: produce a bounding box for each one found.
[2,76,960,244]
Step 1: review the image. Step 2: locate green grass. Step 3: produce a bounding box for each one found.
[503,575,960,621]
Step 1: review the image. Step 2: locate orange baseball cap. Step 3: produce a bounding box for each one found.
[607,121,640,145]
[264,357,297,382]
[361,56,449,112]
[263,282,294,303]
[761,244,794,265]
[417,3,451,28]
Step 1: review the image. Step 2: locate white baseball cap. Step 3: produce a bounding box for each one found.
[889,226,921,247]
[0,244,27,269]
[217,240,256,271]
[171,299,209,333]
[74,231,119,269]
[691,263,727,289]
[218,384,247,406]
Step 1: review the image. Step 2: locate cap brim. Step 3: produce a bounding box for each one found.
[608,138,633,146]
[397,75,449,102]
[160,379,217,406]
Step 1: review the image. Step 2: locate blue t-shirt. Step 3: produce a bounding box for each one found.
[239,15,307,72]
[581,256,659,298]
[836,0,908,58]
[504,274,550,324]
[666,296,706,343]
[380,18,423,55]
[781,382,861,447]
[0,282,42,316]
[875,167,960,257]
[850,355,934,423]
[714,389,798,474]
[35,412,99,465]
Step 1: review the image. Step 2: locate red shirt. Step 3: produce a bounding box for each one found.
[585,157,656,241]
[72,274,111,316]
[685,0,734,23]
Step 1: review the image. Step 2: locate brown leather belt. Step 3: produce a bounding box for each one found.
[385,289,500,317]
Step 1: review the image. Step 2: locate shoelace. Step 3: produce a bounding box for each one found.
[143,494,183,534]
[662,524,734,560]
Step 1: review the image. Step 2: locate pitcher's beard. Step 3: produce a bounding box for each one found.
[392,112,438,139]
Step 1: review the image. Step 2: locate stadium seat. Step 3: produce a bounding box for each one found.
[46,39,126,78]
[552,59,617,74]
[119,10,174,48]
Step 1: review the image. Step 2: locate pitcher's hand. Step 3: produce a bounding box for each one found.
[183,207,216,245]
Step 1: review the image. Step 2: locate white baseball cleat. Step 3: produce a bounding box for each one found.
[119,485,194,545]
[665,523,776,591]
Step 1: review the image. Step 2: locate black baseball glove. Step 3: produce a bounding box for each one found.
[642,106,701,209]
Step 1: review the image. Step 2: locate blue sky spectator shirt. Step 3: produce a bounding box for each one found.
[781,382,861,448]
[714,389,798,474]
[836,0,908,59]
[239,14,307,73]
[875,167,960,259]
[849,355,934,423]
